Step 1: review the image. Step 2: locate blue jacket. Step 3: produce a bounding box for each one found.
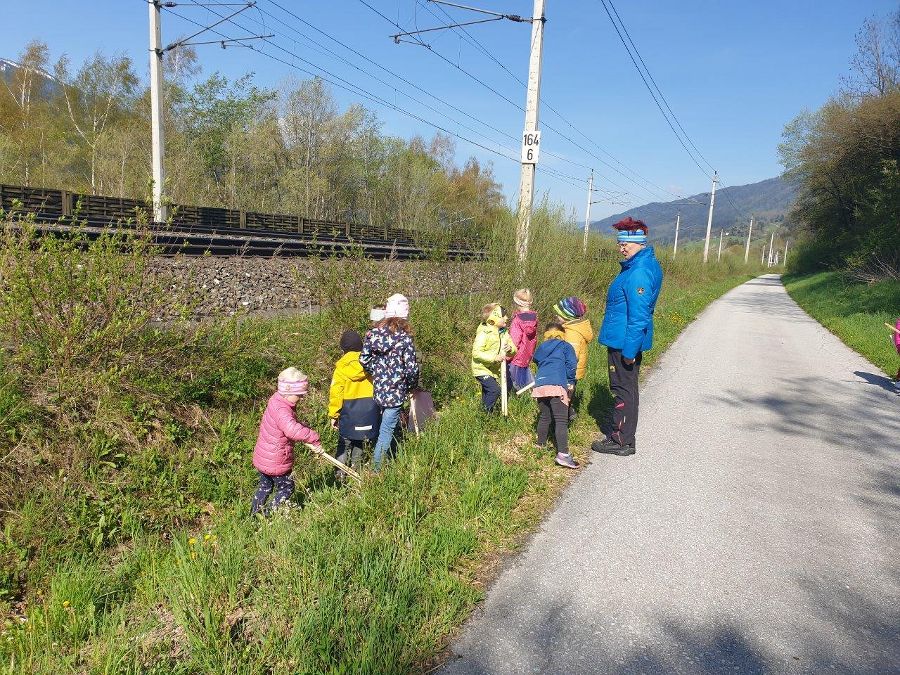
[532,332,577,388]
[598,246,664,360]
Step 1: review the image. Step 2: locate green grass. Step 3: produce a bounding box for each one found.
[783,271,900,375]
[0,272,751,674]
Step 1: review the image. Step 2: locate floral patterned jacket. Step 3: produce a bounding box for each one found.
[359,326,420,408]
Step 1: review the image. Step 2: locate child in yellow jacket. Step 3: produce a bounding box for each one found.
[328,330,380,471]
[471,304,517,413]
[553,297,594,422]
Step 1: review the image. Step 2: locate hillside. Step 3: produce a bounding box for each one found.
[589,176,798,243]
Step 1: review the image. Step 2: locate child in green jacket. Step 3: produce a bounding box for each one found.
[471,304,517,412]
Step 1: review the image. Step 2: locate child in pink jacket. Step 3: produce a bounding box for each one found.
[250,367,322,515]
[508,288,538,390]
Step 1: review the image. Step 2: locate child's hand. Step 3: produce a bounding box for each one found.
[307,443,324,454]
[494,354,506,362]
[329,418,338,430]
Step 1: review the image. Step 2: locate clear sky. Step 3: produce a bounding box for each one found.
[2,0,896,219]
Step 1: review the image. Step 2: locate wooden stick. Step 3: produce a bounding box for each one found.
[516,381,536,396]
[885,322,900,336]
[500,361,508,416]
[409,395,420,437]
[304,443,361,482]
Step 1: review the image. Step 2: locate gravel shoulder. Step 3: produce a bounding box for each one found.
[441,274,900,675]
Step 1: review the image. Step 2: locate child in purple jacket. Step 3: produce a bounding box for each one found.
[250,368,322,515]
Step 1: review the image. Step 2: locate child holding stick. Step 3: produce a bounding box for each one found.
[472,304,516,413]
[532,320,579,469]
[250,368,323,515]
[509,288,538,390]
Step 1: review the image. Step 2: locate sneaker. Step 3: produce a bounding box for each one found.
[555,452,580,469]
[591,437,636,456]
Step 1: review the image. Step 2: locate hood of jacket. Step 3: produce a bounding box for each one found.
[365,325,406,354]
[564,318,593,341]
[335,351,367,382]
[514,311,538,337]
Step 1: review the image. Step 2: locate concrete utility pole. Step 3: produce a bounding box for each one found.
[744,217,753,264]
[768,229,776,267]
[515,0,546,263]
[761,243,766,266]
[673,213,681,259]
[702,171,718,264]
[717,229,725,262]
[149,0,167,222]
[783,240,789,267]
[582,170,593,254]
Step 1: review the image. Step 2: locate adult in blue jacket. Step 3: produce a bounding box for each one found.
[592,217,663,456]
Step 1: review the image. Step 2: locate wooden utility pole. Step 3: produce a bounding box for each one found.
[702,171,718,263]
[673,213,681,259]
[149,0,166,222]
[582,170,593,254]
[515,0,546,262]
[717,229,725,262]
[744,217,753,264]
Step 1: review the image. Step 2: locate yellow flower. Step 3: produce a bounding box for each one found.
[61,600,70,608]
[190,551,197,560]
[188,537,197,546]
[203,534,211,541]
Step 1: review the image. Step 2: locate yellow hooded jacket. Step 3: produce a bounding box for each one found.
[471,306,517,379]
[328,351,375,418]
[562,318,594,380]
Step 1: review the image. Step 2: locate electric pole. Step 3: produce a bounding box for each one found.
[702,171,718,264]
[744,217,753,264]
[582,170,593,254]
[761,243,766,266]
[149,0,166,222]
[783,240,789,268]
[673,213,680,259]
[717,229,725,262]
[768,229,776,267]
[515,0,546,262]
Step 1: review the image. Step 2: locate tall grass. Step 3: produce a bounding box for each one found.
[0,206,762,672]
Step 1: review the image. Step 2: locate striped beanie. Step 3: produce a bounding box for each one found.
[613,216,648,244]
[277,367,309,396]
[553,296,587,321]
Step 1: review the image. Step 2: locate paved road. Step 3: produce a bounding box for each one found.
[442,275,899,674]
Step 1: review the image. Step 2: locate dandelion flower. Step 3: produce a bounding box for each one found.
[188,537,197,546]
[204,534,211,541]
[62,600,70,608]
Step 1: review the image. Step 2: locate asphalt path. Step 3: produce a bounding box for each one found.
[441,275,899,674]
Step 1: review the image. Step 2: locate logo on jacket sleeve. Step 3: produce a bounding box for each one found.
[636,287,645,295]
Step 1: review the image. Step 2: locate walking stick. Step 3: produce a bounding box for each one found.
[885,322,900,336]
[304,444,361,482]
[516,381,535,396]
[500,360,509,417]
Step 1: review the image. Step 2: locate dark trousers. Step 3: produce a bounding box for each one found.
[335,436,365,470]
[476,374,502,412]
[607,348,642,446]
[568,381,580,421]
[250,471,294,515]
[537,396,569,454]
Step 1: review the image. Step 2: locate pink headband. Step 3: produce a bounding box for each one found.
[278,377,309,396]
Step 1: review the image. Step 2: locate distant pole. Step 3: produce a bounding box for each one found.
[149,0,167,222]
[702,171,718,264]
[673,213,681,259]
[743,217,753,264]
[761,243,766,266]
[582,170,593,254]
[768,229,776,267]
[717,229,725,262]
[783,240,789,267]
[515,0,546,263]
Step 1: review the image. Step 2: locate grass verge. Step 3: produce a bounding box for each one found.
[0,272,751,673]
[783,271,900,375]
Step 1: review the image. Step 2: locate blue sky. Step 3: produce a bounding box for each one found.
[2,0,896,219]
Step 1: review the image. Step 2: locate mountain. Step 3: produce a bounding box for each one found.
[0,57,62,99]
[589,176,798,243]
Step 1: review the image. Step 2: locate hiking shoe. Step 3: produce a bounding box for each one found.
[591,438,636,456]
[555,452,580,469]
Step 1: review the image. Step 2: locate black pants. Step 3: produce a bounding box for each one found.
[607,348,642,446]
[250,471,294,515]
[536,396,569,454]
[568,381,580,421]
[476,374,502,412]
[335,436,365,470]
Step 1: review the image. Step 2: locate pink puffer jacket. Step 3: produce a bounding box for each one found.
[509,311,538,367]
[252,393,320,476]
